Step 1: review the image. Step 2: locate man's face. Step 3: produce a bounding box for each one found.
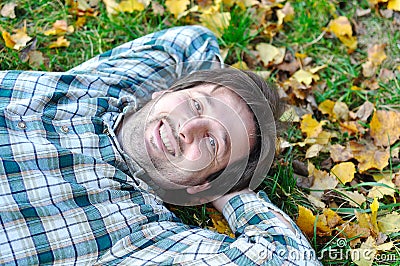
[118,84,255,194]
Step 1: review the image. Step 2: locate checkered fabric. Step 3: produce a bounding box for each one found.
[0,25,320,265]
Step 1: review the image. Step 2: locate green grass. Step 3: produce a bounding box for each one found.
[1,0,399,265]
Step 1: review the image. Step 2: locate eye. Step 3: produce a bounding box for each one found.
[208,135,216,152]
[192,99,202,114]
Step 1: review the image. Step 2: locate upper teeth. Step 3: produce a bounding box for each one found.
[159,124,175,155]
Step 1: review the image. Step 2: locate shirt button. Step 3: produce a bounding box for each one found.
[17,121,27,129]
[60,125,69,133]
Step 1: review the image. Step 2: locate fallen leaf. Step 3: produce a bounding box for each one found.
[378,211,400,233]
[351,236,377,266]
[333,101,349,121]
[339,121,366,136]
[293,69,319,86]
[300,114,325,138]
[256,43,286,66]
[370,110,400,146]
[44,20,74,36]
[1,2,17,18]
[200,12,230,38]
[330,162,356,184]
[2,24,32,50]
[362,61,377,77]
[166,0,190,18]
[341,190,366,207]
[350,141,390,172]
[328,16,357,51]
[318,99,335,117]
[305,144,324,159]
[367,178,395,199]
[338,222,370,247]
[388,0,400,11]
[367,44,387,66]
[118,0,149,12]
[2,31,16,49]
[231,61,248,70]
[296,205,316,237]
[28,50,45,68]
[330,144,354,162]
[309,162,339,199]
[355,101,374,122]
[48,36,70,48]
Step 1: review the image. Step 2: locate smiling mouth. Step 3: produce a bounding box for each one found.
[154,120,177,156]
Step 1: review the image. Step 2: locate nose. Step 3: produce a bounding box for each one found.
[179,118,209,144]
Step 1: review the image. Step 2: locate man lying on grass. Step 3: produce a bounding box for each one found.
[0,25,320,265]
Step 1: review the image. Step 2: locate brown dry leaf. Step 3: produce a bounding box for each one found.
[341,190,366,207]
[28,50,45,68]
[255,43,285,66]
[324,208,343,228]
[1,2,17,19]
[300,114,326,138]
[330,143,354,162]
[305,144,324,159]
[330,162,356,184]
[349,141,390,172]
[48,36,70,48]
[328,16,358,51]
[333,101,349,121]
[367,44,387,66]
[367,177,395,199]
[356,101,374,122]
[339,222,370,247]
[308,162,339,199]
[362,61,377,77]
[378,211,400,233]
[388,0,400,10]
[165,0,190,18]
[44,20,74,36]
[370,110,400,146]
[152,1,165,15]
[339,121,366,136]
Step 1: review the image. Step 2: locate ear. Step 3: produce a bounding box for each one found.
[186,182,211,195]
[151,90,169,99]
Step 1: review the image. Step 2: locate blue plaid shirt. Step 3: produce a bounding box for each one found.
[0,26,320,265]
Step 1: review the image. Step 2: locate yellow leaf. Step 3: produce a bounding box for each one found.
[370,197,379,231]
[118,0,149,12]
[388,0,400,10]
[314,130,332,145]
[296,205,316,237]
[370,110,400,146]
[300,114,325,138]
[350,141,390,172]
[293,69,319,86]
[378,211,400,233]
[102,0,120,15]
[48,36,70,48]
[331,162,356,184]
[1,31,16,49]
[44,20,74,36]
[200,12,230,38]
[165,0,190,18]
[255,43,285,66]
[367,44,387,66]
[231,61,248,70]
[329,16,353,36]
[341,190,366,207]
[338,35,358,51]
[351,236,377,266]
[318,99,335,117]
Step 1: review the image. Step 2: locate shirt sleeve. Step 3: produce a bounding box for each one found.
[68,25,223,105]
[95,191,321,266]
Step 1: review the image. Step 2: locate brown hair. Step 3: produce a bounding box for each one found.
[169,67,285,196]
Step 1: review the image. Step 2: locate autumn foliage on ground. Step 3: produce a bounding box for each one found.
[1,0,399,264]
